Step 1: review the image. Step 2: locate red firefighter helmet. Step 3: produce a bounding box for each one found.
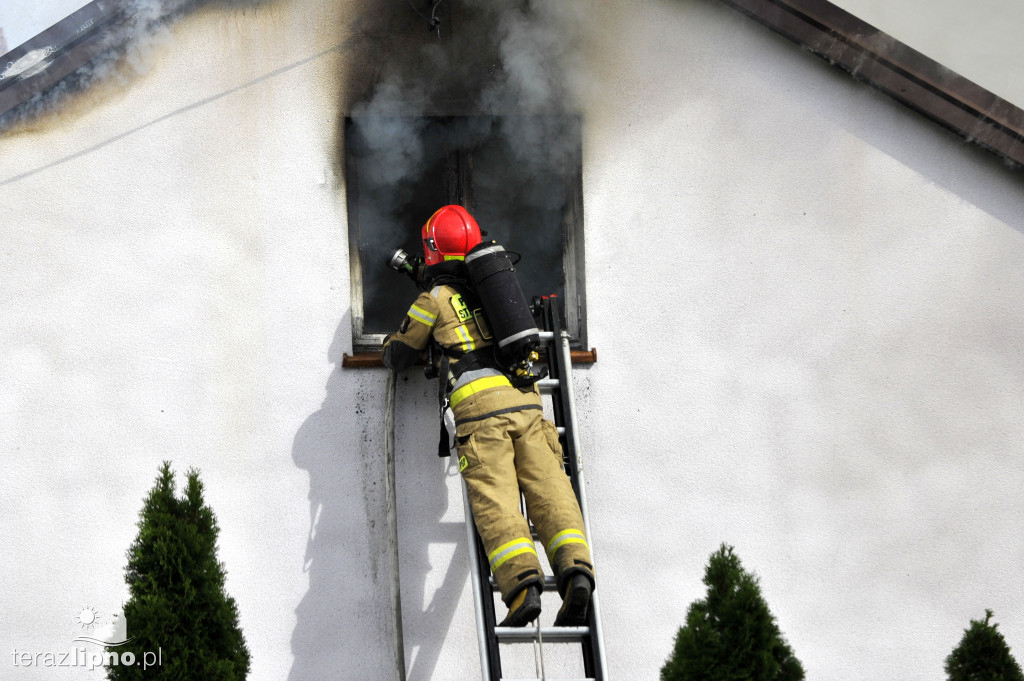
[421,205,482,266]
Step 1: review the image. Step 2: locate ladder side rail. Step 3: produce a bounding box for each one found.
[542,301,572,475]
[556,326,608,681]
[463,479,501,681]
[544,300,580,499]
[477,526,504,678]
[546,302,596,679]
[544,297,608,681]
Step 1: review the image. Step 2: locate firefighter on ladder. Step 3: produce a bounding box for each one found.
[382,205,595,627]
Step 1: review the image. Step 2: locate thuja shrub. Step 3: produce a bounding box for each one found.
[107,462,250,681]
[945,609,1024,681]
[661,544,804,681]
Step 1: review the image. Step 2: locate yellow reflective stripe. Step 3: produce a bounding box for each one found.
[488,537,538,571]
[546,529,588,560]
[455,325,476,352]
[449,375,511,408]
[407,304,437,326]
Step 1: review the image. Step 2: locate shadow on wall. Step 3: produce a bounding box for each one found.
[391,375,472,681]
[289,316,469,681]
[290,314,389,680]
[402,514,469,681]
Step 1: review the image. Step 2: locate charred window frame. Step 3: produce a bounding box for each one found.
[344,116,587,354]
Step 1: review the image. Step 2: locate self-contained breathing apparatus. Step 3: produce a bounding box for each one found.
[387,242,546,384]
[388,240,548,456]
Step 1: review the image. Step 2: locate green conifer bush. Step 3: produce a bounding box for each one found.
[945,610,1024,681]
[107,462,250,680]
[660,544,804,681]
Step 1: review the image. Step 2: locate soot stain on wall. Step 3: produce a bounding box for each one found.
[337,2,588,344]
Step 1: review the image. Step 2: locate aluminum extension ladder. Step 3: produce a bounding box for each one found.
[461,296,607,681]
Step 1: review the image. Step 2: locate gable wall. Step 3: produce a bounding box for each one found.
[1,1,1022,679]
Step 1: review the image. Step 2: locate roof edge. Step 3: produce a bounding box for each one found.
[717,0,1024,169]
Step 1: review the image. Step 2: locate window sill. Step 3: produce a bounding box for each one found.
[342,348,598,368]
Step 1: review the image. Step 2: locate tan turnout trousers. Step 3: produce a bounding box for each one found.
[453,383,593,603]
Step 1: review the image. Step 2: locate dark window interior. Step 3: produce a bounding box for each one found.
[345,116,585,352]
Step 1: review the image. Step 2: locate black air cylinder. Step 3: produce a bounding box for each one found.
[464,241,541,366]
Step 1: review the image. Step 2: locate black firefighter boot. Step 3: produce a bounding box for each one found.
[554,573,592,626]
[499,584,541,627]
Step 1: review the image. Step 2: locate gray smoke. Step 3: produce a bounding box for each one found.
[347,0,590,189]
[347,1,593,334]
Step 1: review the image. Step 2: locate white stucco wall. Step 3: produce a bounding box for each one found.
[2,1,1022,680]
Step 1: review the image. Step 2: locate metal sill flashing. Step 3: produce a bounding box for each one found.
[341,349,598,369]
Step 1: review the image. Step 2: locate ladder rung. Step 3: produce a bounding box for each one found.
[494,626,590,643]
[489,575,558,591]
[537,378,559,392]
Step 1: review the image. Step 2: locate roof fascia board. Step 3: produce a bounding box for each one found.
[716,0,1024,168]
[0,0,197,127]
[1,2,126,120]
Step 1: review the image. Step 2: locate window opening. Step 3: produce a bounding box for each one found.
[345,115,586,353]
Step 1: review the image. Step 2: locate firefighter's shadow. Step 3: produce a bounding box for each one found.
[289,317,467,681]
[289,317,379,680]
[395,427,471,681]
